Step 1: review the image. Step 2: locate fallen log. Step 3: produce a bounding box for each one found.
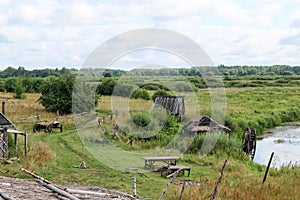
[20,168,64,190]
[65,188,119,198]
[36,179,80,200]
[0,189,16,200]
[159,168,182,200]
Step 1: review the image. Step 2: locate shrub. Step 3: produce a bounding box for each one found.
[131,88,150,100]
[131,111,151,127]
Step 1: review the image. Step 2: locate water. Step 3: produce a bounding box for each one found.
[254,123,300,168]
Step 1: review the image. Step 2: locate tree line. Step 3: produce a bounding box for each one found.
[2,65,300,79]
[0,66,76,78]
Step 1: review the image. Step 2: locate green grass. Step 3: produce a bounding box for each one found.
[1,83,300,199]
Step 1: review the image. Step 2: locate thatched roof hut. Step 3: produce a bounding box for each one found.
[183,115,231,134]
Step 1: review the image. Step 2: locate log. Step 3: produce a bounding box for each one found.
[210,158,228,200]
[65,188,119,198]
[159,168,182,200]
[0,189,16,200]
[36,179,80,200]
[21,168,64,190]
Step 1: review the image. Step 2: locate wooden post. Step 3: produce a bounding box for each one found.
[179,180,186,200]
[210,158,228,200]
[132,175,137,198]
[263,152,274,184]
[3,128,8,158]
[14,133,18,151]
[24,131,27,155]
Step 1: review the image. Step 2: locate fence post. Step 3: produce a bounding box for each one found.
[263,152,274,184]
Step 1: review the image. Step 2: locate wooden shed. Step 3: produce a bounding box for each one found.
[0,102,27,159]
[182,115,231,135]
[154,96,185,117]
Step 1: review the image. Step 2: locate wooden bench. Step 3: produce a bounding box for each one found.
[161,165,191,178]
[141,156,180,171]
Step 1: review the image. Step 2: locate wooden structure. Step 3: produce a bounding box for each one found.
[0,102,27,159]
[141,156,180,170]
[242,127,256,160]
[33,120,62,133]
[161,165,191,178]
[182,115,231,135]
[154,96,185,118]
[141,156,191,178]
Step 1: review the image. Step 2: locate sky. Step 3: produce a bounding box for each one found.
[1,0,300,70]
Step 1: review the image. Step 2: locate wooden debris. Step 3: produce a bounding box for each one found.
[159,168,183,200]
[36,179,80,200]
[0,189,16,200]
[20,168,64,190]
[65,188,119,198]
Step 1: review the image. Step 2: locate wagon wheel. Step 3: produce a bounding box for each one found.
[45,125,52,133]
[33,124,40,132]
[242,128,257,160]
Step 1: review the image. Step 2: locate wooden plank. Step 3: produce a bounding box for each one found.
[0,189,16,200]
[36,179,80,200]
[65,189,119,198]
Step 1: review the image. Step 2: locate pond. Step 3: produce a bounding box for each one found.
[254,122,300,168]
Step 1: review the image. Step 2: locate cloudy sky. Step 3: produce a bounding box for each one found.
[1,0,300,70]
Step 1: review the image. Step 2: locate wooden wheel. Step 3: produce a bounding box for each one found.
[242,128,256,160]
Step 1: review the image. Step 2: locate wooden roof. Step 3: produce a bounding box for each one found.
[183,115,231,133]
[0,113,16,129]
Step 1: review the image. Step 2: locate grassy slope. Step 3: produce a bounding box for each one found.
[0,88,300,199]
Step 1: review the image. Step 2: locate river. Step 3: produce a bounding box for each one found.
[254,122,300,168]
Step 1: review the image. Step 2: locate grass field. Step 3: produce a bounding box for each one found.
[0,87,300,199]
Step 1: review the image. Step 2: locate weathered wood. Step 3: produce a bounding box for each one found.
[154,96,185,117]
[14,133,18,151]
[24,131,27,155]
[159,168,182,200]
[65,188,119,198]
[21,168,64,190]
[36,179,80,200]
[0,189,16,200]
[132,175,137,197]
[263,152,274,184]
[210,158,228,200]
[179,180,186,200]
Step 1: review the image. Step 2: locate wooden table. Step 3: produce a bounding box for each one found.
[141,156,180,170]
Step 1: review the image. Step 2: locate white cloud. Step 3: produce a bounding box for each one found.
[0,0,300,69]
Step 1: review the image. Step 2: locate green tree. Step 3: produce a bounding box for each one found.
[38,74,76,114]
[96,78,117,95]
[13,78,26,99]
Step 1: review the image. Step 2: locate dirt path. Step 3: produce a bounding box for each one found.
[0,176,135,200]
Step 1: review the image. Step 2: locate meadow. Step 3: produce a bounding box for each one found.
[0,83,300,199]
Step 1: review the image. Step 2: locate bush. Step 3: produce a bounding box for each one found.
[131,88,150,100]
[96,78,117,95]
[131,111,151,127]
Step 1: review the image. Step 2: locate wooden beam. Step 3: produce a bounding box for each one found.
[36,179,80,200]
